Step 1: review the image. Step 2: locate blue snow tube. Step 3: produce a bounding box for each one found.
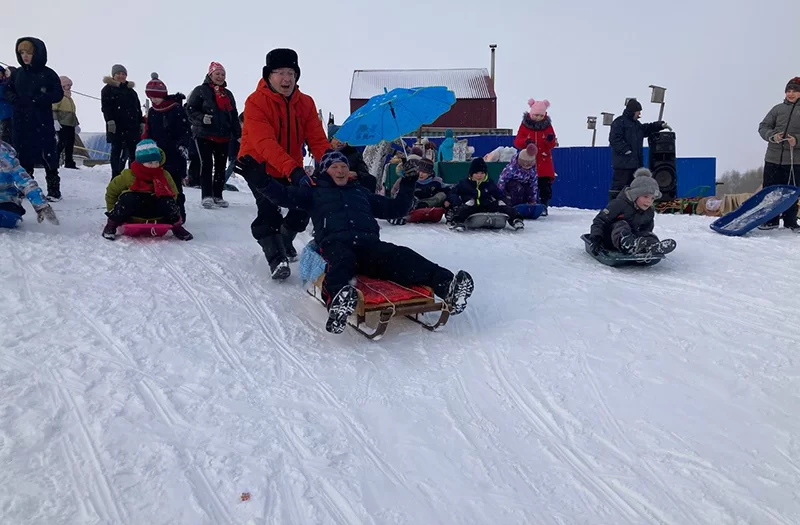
[515,203,545,220]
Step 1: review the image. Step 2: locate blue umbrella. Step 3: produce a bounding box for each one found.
[334,86,456,148]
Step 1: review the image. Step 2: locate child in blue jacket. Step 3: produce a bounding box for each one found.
[0,140,59,226]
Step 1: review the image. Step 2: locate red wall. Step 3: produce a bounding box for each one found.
[350,98,496,129]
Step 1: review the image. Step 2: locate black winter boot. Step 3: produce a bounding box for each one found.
[102,218,119,240]
[326,285,359,334]
[258,234,291,280]
[280,225,298,261]
[45,170,62,201]
[444,270,474,315]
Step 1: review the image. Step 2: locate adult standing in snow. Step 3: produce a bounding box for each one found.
[186,62,241,209]
[514,99,558,215]
[101,64,143,179]
[143,73,191,223]
[757,77,800,231]
[235,48,330,280]
[0,66,12,144]
[53,75,80,169]
[5,37,64,201]
[607,98,667,202]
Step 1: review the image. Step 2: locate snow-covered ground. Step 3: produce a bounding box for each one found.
[2,165,799,525]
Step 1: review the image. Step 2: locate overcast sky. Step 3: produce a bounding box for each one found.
[2,0,794,175]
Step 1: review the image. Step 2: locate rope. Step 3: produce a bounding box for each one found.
[1,59,101,102]
[775,136,796,186]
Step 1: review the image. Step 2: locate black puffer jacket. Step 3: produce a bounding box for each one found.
[590,189,654,239]
[260,170,416,245]
[609,109,664,170]
[186,77,241,141]
[6,37,63,166]
[101,76,143,143]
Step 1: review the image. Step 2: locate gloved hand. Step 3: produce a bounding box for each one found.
[233,155,262,179]
[53,120,61,132]
[290,166,314,187]
[662,122,672,131]
[75,125,81,134]
[36,204,59,225]
[401,159,419,181]
[465,199,475,206]
[588,235,602,255]
[546,133,555,142]
[178,145,189,160]
[203,114,213,125]
[106,120,116,134]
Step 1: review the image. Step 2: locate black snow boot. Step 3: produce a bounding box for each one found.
[45,170,62,201]
[280,225,298,261]
[102,218,119,240]
[444,270,474,315]
[326,284,359,334]
[642,238,677,255]
[258,234,291,280]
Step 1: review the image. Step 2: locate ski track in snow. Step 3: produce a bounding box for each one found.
[1,166,799,525]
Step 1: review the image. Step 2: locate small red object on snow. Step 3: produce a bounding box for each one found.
[240,492,251,502]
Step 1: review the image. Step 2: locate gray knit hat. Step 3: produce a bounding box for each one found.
[626,168,661,200]
[111,64,127,76]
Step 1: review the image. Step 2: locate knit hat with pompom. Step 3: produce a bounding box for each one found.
[626,168,661,200]
[145,72,168,99]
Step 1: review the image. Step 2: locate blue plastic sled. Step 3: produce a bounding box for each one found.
[710,185,800,236]
[515,203,546,220]
[0,210,22,229]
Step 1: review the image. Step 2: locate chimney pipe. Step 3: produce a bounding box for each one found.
[489,44,497,85]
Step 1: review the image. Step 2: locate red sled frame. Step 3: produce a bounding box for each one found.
[307,275,450,340]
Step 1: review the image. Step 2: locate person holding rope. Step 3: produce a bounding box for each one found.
[237,149,474,334]
[758,76,800,231]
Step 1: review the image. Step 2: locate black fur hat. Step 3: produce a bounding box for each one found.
[262,48,300,82]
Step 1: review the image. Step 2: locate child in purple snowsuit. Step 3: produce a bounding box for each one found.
[497,144,539,207]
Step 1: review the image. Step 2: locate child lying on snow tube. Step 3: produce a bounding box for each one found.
[586,168,676,256]
[447,158,524,232]
[102,139,193,241]
[235,149,475,334]
[0,140,59,226]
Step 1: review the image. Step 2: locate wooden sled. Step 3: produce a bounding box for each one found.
[307,274,450,340]
[464,212,508,230]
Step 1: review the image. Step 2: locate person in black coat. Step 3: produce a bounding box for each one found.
[330,134,377,193]
[608,98,667,201]
[186,62,241,208]
[237,150,474,333]
[588,168,676,255]
[144,73,191,223]
[5,37,64,200]
[101,64,144,179]
[447,158,524,231]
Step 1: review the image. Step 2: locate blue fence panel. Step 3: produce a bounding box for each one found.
[676,157,716,198]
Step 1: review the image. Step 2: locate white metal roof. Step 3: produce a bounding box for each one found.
[350,69,495,100]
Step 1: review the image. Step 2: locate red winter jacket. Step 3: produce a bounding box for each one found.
[514,115,557,179]
[239,80,330,179]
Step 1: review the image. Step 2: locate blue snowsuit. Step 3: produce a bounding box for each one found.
[0,141,48,217]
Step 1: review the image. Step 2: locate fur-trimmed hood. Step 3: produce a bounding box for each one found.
[103,76,136,89]
[521,113,552,131]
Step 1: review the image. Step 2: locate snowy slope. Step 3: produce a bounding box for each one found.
[2,165,799,525]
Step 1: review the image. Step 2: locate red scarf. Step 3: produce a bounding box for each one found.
[151,98,178,112]
[212,84,233,112]
[129,161,175,197]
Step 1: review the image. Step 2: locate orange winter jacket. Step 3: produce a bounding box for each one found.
[239,80,330,179]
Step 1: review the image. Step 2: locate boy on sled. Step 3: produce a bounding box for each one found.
[235,150,474,334]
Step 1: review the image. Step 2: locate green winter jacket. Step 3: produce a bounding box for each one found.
[758,99,800,165]
[105,168,179,222]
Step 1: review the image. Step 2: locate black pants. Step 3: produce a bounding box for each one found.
[163,157,187,223]
[0,202,25,216]
[609,168,637,201]
[110,139,137,179]
[196,138,228,199]
[244,172,310,241]
[453,201,522,224]
[762,161,800,227]
[107,192,181,224]
[320,240,454,305]
[0,118,11,144]
[20,154,60,197]
[57,126,76,167]
[538,177,553,205]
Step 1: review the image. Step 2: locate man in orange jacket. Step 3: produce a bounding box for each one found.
[236,48,330,279]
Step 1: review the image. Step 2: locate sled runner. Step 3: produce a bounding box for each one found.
[710,185,800,236]
[580,234,665,267]
[120,223,173,237]
[0,210,22,229]
[514,204,545,220]
[464,212,508,230]
[407,207,445,223]
[307,274,450,340]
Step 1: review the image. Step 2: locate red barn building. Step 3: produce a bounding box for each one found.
[349,68,498,130]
